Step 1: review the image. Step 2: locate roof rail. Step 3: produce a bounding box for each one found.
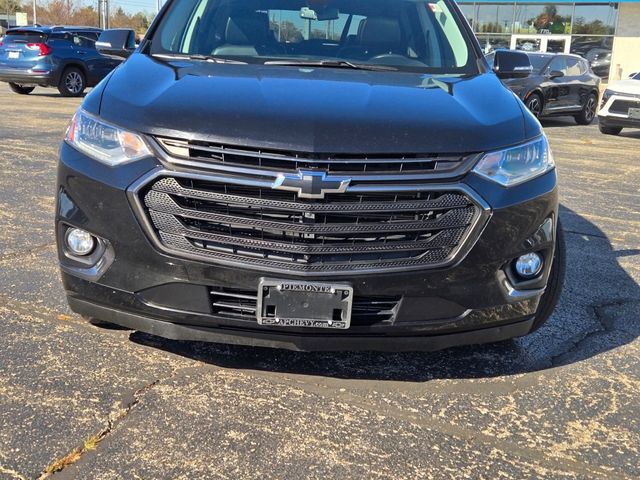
[51,25,102,31]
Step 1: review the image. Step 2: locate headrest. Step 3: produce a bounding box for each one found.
[225,13,269,45]
[358,17,402,45]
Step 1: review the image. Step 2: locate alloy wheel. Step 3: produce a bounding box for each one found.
[65,72,83,95]
[526,96,542,118]
[585,97,596,122]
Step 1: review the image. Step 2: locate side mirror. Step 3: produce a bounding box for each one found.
[549,70,564,79]
[492,50,533,79]
[96,29,136,59]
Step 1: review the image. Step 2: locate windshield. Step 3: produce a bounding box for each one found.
[149,0,477,74]
[3,31,47,44]
[632,72,640,80]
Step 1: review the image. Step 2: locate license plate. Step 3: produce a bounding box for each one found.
[629,107,640,119]
[257,279,353,330]
[8,51,19,59]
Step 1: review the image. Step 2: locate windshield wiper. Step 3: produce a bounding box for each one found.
[152,53,247,64]
[264,59,398,71]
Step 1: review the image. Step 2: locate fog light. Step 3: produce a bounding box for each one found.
[65,228,96,256]
[514,253,543,279]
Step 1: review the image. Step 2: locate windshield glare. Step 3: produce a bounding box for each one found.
[150,0,476,73]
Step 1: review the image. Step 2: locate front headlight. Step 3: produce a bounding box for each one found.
[473,136,554,187]
[65,109,151,166]
[601,89,613,108]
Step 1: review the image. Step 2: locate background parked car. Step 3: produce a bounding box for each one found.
[598,72,640,135]
[487,50,601,125]
[585,48,612,79]
[0,26,121,97]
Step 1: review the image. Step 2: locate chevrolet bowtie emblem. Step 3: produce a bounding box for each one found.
[272,170,351,199]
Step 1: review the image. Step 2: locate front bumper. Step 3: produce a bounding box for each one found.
[598,94,640,129]
[57,143,558,351]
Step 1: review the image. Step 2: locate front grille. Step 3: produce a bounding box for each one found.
[211,287,400,326]
[136,174,485,274]
[155,137,474,178]
[610,98,640,115]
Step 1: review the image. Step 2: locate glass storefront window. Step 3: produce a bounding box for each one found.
[477,34,511,53]
[476,4,515,33]
[572,3,618,35]
[571,35,614,78]
[513,4,573,34]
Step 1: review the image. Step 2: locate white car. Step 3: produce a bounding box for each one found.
[598,72,640,135]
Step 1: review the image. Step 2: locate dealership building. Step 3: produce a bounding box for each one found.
[456,0,640,82]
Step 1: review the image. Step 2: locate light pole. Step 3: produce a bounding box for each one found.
[98,0,109,29]
[33,0,37,25]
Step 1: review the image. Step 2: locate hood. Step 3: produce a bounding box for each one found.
[607,79,640,96]
[95,53,538,155]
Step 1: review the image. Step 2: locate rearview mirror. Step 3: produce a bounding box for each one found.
[96,29,136,59]
[549,70,564,79]
[492,50,533,79]
[300,6,339,21]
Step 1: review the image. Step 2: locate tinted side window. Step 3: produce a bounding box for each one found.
[71,33,97,48]
[48,32,72,46]
[547,56,566,74]
[580,60,590,74]
[565,57,582,76]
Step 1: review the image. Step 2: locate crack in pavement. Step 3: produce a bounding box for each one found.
[0,465,28,480]
[0,243,56,262]
[39,378,165,480]
[1,296,638,478]
[563,229,608,240]
[550,300,639,367]
[237,367,633,480]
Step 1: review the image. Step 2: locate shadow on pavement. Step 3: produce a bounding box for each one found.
[130,205,640,382]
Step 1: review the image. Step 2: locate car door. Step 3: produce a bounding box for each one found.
[75,31,121,84]
[563,56,586,111]
[68,32,101,85]
[540,56,570,112]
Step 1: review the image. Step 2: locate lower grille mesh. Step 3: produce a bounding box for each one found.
[610,98,640,115]
[139,176,482,273]
[211,287,400,326]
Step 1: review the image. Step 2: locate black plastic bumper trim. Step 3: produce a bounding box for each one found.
[68,296,535,352]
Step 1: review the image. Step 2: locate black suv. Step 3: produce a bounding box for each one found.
[57,0,564,352]
[489,51,601,124]
[0,26,120,96]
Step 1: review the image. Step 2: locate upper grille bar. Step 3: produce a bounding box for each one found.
[152,137,478,182]
[151,177,470,213]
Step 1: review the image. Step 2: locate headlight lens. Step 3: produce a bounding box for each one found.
[65,109,151,166]
[473,136,554,187]
[601,89,613,108]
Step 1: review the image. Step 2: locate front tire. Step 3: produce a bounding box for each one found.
[58,67,86,97]
[599,124,622,136]
[574,93,597,125]
[525,93,543,119]
[8,83,35,95]
[529,221,566,333]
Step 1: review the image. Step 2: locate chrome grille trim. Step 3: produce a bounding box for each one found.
[127,168,491,276]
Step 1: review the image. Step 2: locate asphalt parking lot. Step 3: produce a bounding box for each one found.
[0,84,639,480]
